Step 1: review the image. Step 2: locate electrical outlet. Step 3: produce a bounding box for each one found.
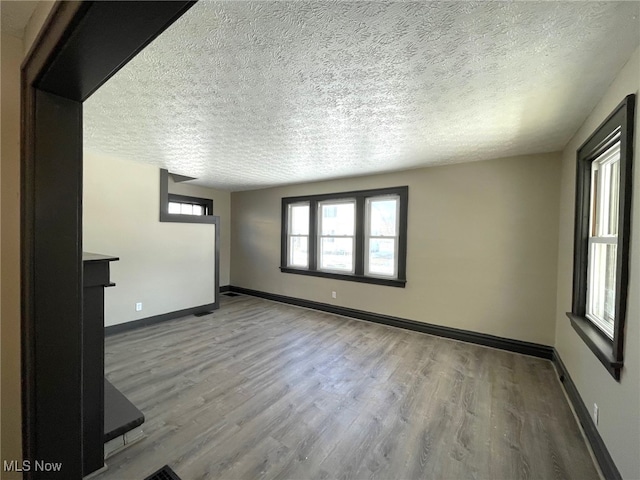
[135,302,142,312]
[331,291,337,299]
[593,403,599,425]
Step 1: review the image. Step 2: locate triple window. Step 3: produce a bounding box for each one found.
[281,187,408,287]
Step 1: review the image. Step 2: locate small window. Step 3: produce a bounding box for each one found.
[567,94,635,380]
[168,194,212,216]
[281,187,408,287]
[159,169,216,224]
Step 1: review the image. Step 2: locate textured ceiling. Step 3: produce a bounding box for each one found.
[1,1,38,37]
[84,1,640,191]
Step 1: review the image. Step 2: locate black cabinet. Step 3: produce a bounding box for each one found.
[82,253,145,476]
[82,252,118,475]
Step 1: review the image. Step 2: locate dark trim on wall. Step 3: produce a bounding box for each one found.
[279,267,407,287]
[21,2,196,477]
[170,172,196,183]
[281,186,409,204]
[168,193,213,214]
[37,1,197,102]
[160,169,217,223]
[21,4,87,475]
[214,215,221,309]
[567,93,635,381]
[30,87,84,480]
[104,303,217,336]
[612,94,635,363]
[229,286,553,359]
[354,196,365,274]
[396,186,409,281]
[309,200,318,271]
[566,313,622,380]
[220,285,231,293]
[280,186,409,286]
[552,350,622,480]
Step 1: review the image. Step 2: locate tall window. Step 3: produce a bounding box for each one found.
[586,142,620,339]
[568,94,634,381]
[366,195,400,278]
[281,187,408,287]
[318,200,356,273]
[288,203,310,268]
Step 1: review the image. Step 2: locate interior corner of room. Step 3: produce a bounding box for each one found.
[2,1,640,480]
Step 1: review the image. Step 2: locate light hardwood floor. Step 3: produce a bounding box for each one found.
[96,294,599,480]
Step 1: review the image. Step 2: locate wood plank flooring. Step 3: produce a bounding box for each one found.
[96,295,600,480]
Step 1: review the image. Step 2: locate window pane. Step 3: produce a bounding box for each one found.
[289,236,308,267]
[604,244,617,321]
[588,242,617,338]
[321,202,354,236]
[368,238,396,276]
[320,237,353,271]
[606,160,619,236]
[181,203,193,215]
[168,202,181,214]
[590,167,599,236]
[369,198,398,236]
[193,205,204,216]
[591,142,620,237]
[290,204,309,235]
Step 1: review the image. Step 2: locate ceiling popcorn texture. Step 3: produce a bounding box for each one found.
[83,1,640,191]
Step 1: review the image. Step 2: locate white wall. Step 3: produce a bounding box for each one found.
[554,46,640,480]
[168,177,231,286]
[231,152,561,346]
[83,151,218,327]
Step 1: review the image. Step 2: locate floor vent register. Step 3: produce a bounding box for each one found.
[144,465,181,480]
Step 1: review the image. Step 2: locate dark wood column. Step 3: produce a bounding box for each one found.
[22,3,195,478]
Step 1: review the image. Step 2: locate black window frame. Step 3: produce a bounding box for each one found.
[168,193,213,216]
[566,94,635,381]
[280,186,408,287]
[159,168,215,224]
